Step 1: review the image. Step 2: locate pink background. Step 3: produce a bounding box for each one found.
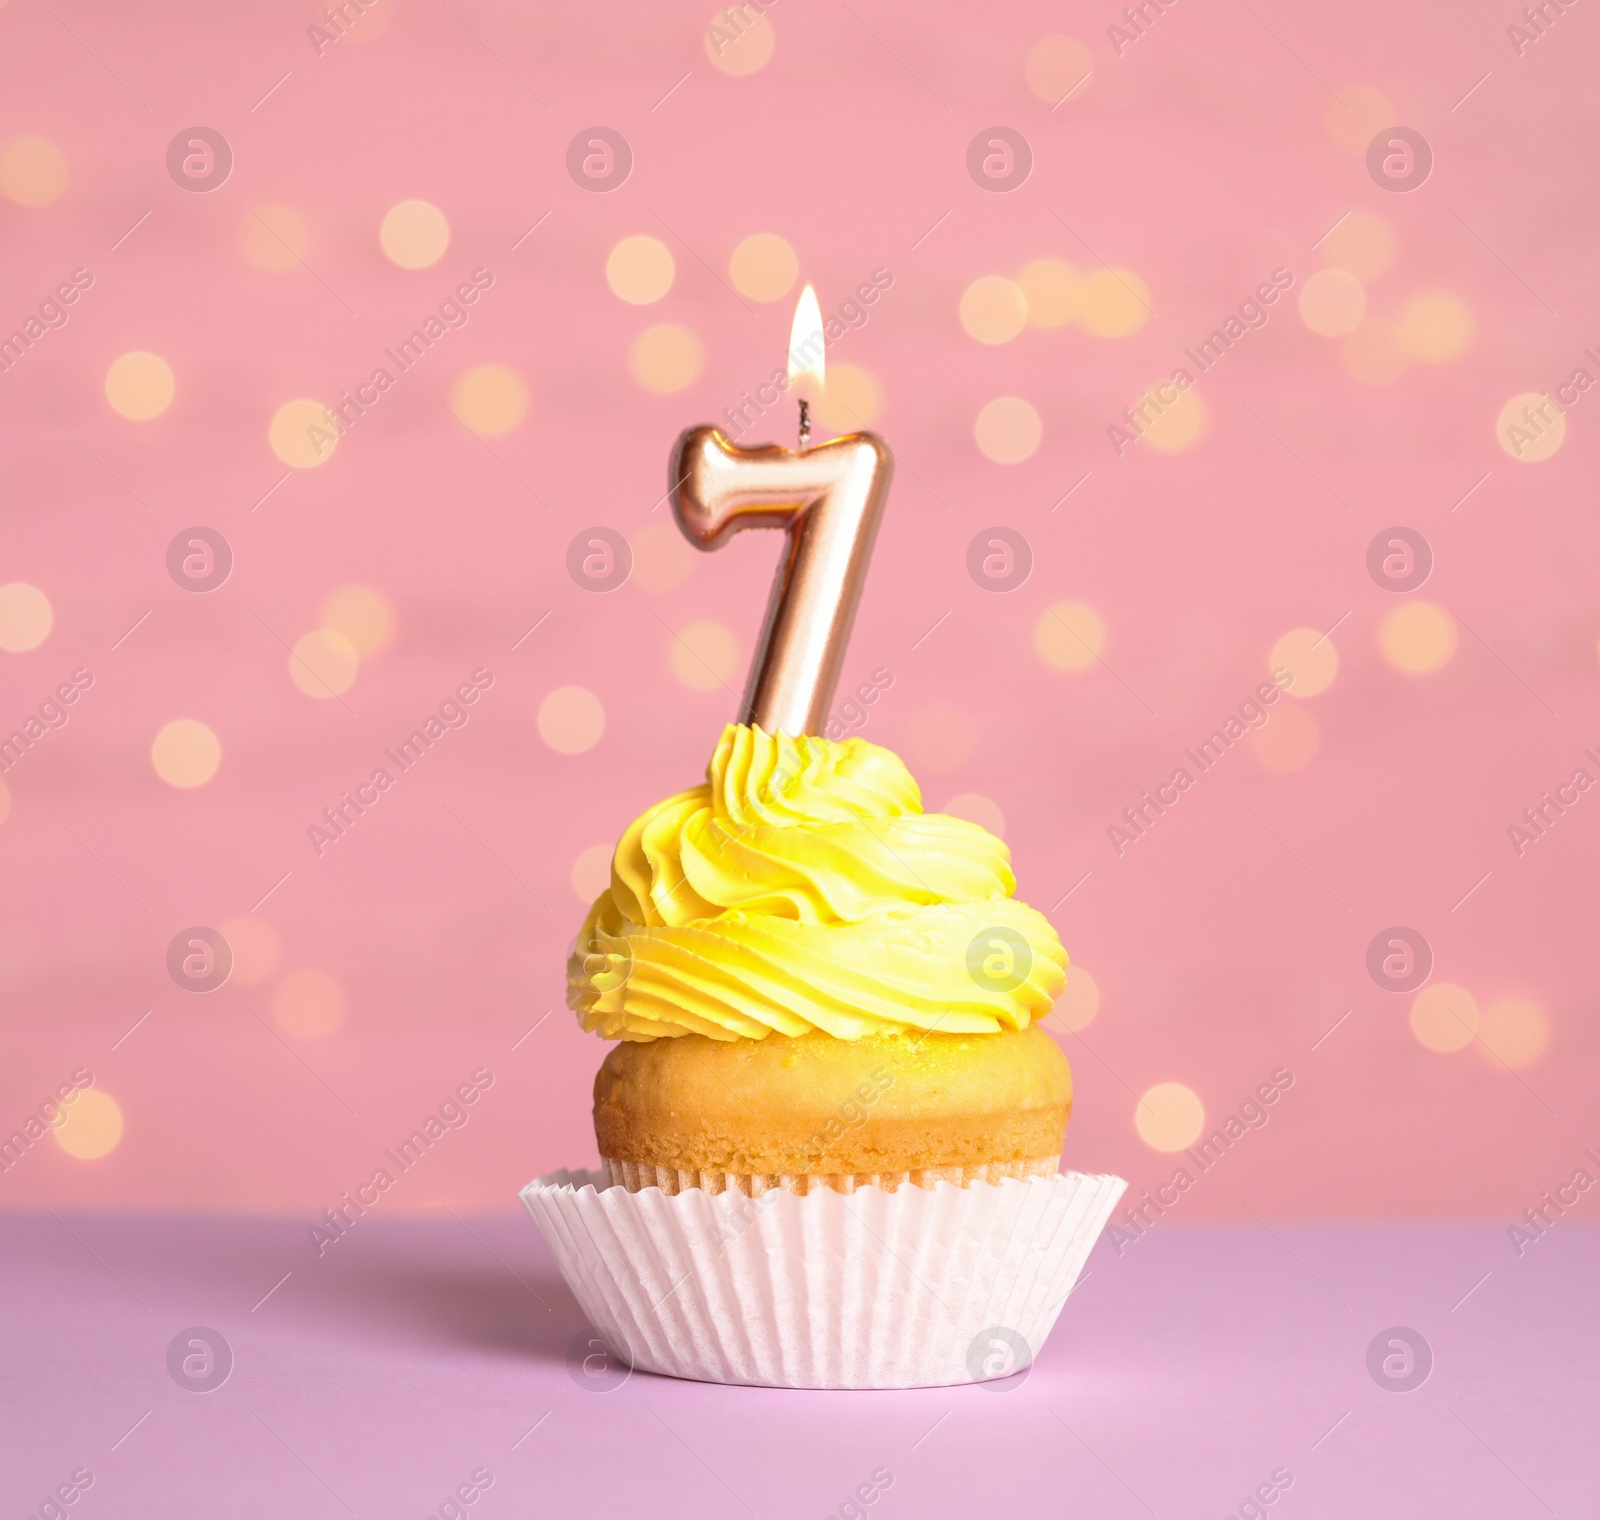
[3,0,1596,1226]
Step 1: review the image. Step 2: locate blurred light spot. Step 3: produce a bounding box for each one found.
[1135,1081,1204,1152]
[904,703,973,773]
[705,7,774,73]
[1380,602,1457,673]
[0,583,52,652]
[539,686,605,754]
[320,586,395,655]
[341,0,394,41]
[1320,210,1395,281]
[0,779,9,826]
[959,275,1028,344]
[105,351,175,421]
[630,323,704,393]
[606,234,675,304]
[273,969,345,1039]
[220,915,281,987]
[380,199,450,269]
[1270,628,1337,697]
[1342,320,1409,385]
[1497,392,1564,462]
[1143,386,1207,454]
[669,619,740,691]
[151,719,221,788]
[0,136,69,206]
[630,520,694,593]
[240,205,311,272]
[1035,601,1105,673]
[816,363,882,433]
[53,1089,123,1159]
[452,363,529,435]
[940,792,1005,837]
[290,630,359,698]
[1050,966,1100,1033]
[1298,269,1366,337]
[1025,35,1093,105]
[571,844,613,902]
[1079,269,1150,338]
[1410,982,1479,1053]
[1250,703,1320,772]
[1018,258,1083,328]
[729,233,798,302]
[1326,86,1393,153]
[974,396,1041,463]
[270,398,338,468]
[1476,997,1550,1070]
[1401,292,1474,364]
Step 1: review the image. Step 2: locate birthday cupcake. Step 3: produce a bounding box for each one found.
[572,722,1072,1194]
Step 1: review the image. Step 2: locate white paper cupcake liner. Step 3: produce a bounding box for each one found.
[520,1167,1127,1389]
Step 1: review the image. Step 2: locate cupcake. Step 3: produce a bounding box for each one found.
[570,722,1071,1194]
[523,722,1125,1389]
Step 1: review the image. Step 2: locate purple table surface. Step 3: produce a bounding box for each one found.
[0,1211,1592,1519]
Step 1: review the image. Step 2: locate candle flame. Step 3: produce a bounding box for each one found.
[787,284,825,398]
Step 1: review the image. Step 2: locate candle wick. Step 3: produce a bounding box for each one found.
[797,398,810,449]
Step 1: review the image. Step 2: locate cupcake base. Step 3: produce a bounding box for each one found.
[600,1154,1061,1195]
[520,1166,1127,1389]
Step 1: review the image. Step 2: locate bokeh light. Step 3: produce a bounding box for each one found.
[270,398,337,468]
[1270,628,1337,697]
[0,779,10,826]
[105,351,175,421]
[1400,292,1474,363]
[1320,211,1395,281]
[1410,982,1479,1053]
[1035,602,1106,673]
[1050,966,1100,1033]
[320,586,395,655]
[0,583,52,652]
[1380,602,1458,673]
[219,915,282,987]
[815,363,882,432]
[53,1089,123,1160]
[1025,35,1093,104]
[630,520,694,593]
[1326,86,1393,153]
[729,233,798,301]
[606,235,675,304]
[904,704,974,774]
[1342,320,1409,385]
[1135,1082,1205,1152]
[1079,269,1150,337]
[240,205,311,272]
[1298,269,1366,337]
[452,363,529,434]
[1142,387,1207,454]
[380,199,450,269]
[959,276,1028,345]
[0,136,69,206]
[705,7,773,73]
[630,324,704,393]
[273,969,345,1039]
[974,396,1041,463]
[1497,392,1564,463]
[290,629,359,698]
[571,844,613,903]
[668,619,741,690]
[151,719,221,788]
[1249,703,1321,772]
[539,686,605,754]
[940,792,1005,838]
[1018,258,1083,328]
[1476,998,1550,1070]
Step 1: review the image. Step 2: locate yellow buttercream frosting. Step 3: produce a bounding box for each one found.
[568,724,1067,1041]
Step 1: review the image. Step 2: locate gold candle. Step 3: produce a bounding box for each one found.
[669,287,894,736]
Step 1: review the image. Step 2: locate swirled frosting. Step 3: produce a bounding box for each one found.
[568,724,1067,1041]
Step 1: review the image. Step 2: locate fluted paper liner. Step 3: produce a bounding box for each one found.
[520,1168,1127,1389]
